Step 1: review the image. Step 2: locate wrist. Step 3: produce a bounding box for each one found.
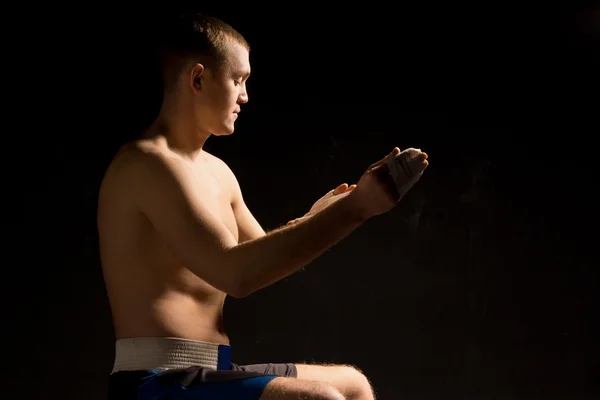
[341,191,371,223]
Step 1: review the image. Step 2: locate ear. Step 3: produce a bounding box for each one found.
[190,63,205,93]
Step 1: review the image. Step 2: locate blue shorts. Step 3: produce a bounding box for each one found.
[108,343,297,399]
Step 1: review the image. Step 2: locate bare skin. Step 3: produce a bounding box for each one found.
[98,140,240,344]
[98,140,375,399]
[99,37,426,399]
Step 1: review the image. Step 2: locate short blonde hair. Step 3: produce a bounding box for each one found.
[155,13,250,83]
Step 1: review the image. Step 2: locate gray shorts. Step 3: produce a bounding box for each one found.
[108,362,297,399]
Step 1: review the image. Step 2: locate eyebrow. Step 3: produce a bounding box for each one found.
[235,70,251,78]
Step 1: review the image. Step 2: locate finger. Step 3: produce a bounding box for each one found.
[371,147,401,169]
[408,155,429,175]
[334,183,348,195]
[346,184,357,191]
[412,158,429,174]
[324,189,336,198]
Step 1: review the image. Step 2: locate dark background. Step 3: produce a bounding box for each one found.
[7,3,599,399]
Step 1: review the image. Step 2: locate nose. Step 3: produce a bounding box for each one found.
[238,84,249,104]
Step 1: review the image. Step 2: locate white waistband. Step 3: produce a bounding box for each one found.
[111,337,230,373]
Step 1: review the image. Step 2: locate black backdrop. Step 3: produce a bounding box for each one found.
[6,4,599,399]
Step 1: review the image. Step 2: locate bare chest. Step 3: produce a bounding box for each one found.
[188,164,239,243]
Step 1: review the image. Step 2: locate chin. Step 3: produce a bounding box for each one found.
[212,125,235,136]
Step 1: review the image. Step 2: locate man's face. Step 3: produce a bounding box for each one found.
[194,41,250,136]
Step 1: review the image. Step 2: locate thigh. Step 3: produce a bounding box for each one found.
[259,377,345,400]
[295,363,375,399]
[133,368,280,400]
[295,362,366,386]
[180,375,280,399]
[142,374,342,400]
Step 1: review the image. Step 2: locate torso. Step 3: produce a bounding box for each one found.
[97,139,238,345]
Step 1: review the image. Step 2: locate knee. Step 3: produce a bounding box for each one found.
[316,382,347,400]
[341,366,375,400]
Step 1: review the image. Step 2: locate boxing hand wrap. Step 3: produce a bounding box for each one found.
[384,148,425,200]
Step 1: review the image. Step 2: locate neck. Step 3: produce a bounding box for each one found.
[144,92,211,161]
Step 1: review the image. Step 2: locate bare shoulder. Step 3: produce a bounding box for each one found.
[103,140,181,183]
[111,140,176,173]
[98,141,184,207]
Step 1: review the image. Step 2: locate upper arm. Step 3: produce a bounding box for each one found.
[131,151,244,297]
[225,165,266,243]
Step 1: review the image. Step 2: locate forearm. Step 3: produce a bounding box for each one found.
[227,195,368,297]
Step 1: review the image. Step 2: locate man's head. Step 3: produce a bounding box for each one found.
[156,13,251,137]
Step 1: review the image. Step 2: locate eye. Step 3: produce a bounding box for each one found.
[234,80,242,86]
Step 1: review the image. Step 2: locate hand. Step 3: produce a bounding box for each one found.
[287,183,356,225]
[346,147,429,219]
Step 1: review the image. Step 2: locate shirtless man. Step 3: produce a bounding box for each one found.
[98,12,428,400]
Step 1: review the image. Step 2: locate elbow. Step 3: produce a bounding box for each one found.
[220,249,253,298]
[211,272,249,299]
[224,264,251,298]
[229,284,246,299]
[201,247,255,298]
[231,268,261,298]
[232,273,265,298]
[187,260,248,298]
[230,279,252,298]
[230,288,248,299]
